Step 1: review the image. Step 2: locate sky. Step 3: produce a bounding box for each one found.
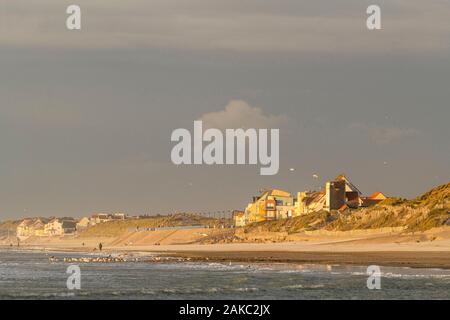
[0,0,449,219]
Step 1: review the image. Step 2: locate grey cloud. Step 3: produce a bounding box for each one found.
[350,122,420,145]
[1,0,449,53]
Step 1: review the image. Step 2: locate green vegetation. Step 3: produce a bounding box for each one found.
[2,183,448,239]
[80,213,230,238]
[406,208,450,232]
[409,182,450,208]
[243,182,450,233]
[376,197,407,207]
[244,211,333,234]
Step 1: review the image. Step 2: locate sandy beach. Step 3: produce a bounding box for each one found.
[3,226,450,269]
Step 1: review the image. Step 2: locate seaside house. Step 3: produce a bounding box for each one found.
[76,217,92,231]
[295,191,326,215]
[323,175,387,211]
[44,219,62,236]
[244,189,294,224]
[240,174,388,226]
[233,210,246,227]
[90,212,128,224]
[112,213,127,220]
[360,192,388,207]
[44,219,77,236]
[324,175,362,211]
[295,174,386,214]
[16,218,48,239]
[31,219,47,237]
[16,219,34,238]
[91,213,112,224]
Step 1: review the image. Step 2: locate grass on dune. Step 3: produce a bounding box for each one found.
[79,214,231,238]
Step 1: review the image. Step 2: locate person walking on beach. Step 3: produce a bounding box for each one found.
[99,242,103,251]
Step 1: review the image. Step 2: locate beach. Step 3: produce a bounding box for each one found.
[2,227,450,299]
[3,226,450,269]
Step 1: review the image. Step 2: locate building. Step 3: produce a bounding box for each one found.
[31,219,46,237]
[16,218,47,238]
[296,174,386,214]
[233,210,245,227]
[91,213,112,224]
[90,212,128,224]
[295,191,326,215]
[16,219,34,238]
[325,179,346,211]
[360,191,388,207]
[44,219,77,236]
[324,175,387,211]
[76,217,92,231]
[244,189,295,224]
[325,175,363,211]
[240,174,387,226]
[111,213,127,220]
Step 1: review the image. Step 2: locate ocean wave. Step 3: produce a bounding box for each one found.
[382,272,450,279]
[0,292,79,299]
[233,287,259,292]
[282,284,325,289]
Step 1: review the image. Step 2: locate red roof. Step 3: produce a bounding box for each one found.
[369,192,387,200]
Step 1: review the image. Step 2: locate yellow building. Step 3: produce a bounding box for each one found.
[76,217,92,231]
[244,189,294,225]
[44,219,77,236]
[233,211,246,227]
[31,219,46,236]
[240,174,387,226]
[16,219,47,238]
[295,191,326,215]
[16,219,34,238]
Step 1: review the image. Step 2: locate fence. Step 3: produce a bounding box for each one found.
[128,225,210,232]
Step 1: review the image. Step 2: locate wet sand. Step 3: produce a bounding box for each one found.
[170,250,450,269]
[3,240,450,269]
[3,226,450,269]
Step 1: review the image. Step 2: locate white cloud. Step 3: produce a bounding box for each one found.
[199,100,288,129]
[350,122,420,144]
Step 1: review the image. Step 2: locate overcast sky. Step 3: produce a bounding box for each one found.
[1,0,449,219]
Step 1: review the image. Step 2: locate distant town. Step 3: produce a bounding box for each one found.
[16,213,130,239]
[13,173,387,240]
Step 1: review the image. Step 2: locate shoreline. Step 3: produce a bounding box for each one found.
[169,250,450,270]
[3,226,450,269]
[3,242,450,270]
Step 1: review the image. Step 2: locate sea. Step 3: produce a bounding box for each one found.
[1,249,450,299]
